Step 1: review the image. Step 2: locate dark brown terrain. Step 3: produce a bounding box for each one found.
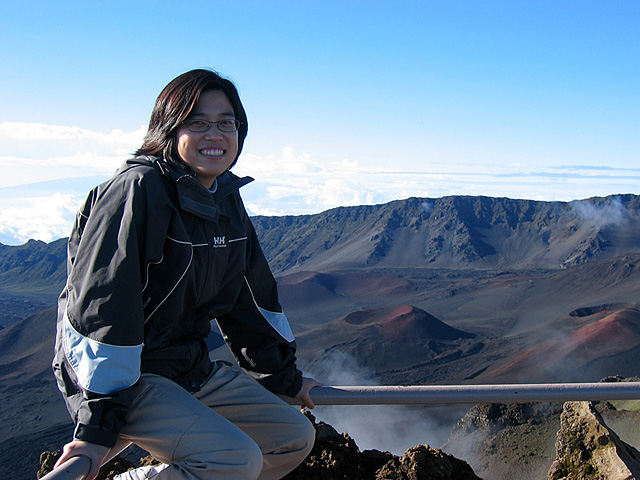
[1,193,640,479]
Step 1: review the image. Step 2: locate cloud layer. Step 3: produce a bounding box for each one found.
[0,121,637,245]
[0,193,79,245]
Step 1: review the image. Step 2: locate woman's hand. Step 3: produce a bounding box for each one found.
[53,440,111,480]
[295,376,323,409]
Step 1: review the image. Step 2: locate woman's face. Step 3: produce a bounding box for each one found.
[175,90,239,189]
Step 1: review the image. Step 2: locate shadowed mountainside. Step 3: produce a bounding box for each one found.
[0,238,66,328]
[0,238,67,290]
[253,194,640,273]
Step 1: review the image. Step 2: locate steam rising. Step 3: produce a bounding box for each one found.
[570,197,627,229]
[304,351,457,454]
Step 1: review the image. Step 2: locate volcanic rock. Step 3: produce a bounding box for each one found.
[444,402,563,480]
[283,412,482,480]
[547,401,640,480]
[374,445,481,480]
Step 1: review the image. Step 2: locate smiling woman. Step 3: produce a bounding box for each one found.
[174,90,240,189]
[49,68,321,480]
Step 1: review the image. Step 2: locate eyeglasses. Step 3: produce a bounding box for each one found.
[181,119,242,133]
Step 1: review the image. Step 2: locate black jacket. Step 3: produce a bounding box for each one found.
[53,156,302,447]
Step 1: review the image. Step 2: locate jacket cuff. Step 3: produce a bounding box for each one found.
[74,423,118,448]
[282,368,304,398]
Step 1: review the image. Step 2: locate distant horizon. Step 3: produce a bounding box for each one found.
[1,1,638,245]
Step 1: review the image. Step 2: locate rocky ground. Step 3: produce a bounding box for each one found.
[443,377,640,480]
[38,412,482,480]
[548,400,640,480]
[443,401,564,479]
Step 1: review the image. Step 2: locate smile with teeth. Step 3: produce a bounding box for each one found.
[200,148,224,156]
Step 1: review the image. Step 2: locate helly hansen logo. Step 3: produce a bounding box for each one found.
[212,236,227,248]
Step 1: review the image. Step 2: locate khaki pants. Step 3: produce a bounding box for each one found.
[116,361,315,479]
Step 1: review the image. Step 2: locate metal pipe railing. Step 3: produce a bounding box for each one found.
[41,382,640,479]
[284,382,640,405]
[40,456,91,480]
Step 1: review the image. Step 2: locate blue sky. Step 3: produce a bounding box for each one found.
[1,1,638,244]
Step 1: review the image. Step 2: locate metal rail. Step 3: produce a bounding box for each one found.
[285,382,640,405]
[40,456,90,480]
[41,382,640,479]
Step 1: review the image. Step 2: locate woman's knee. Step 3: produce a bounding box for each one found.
[298,413,317,456]
[225,438,264,479]
[179,434,263,479]
[278,410,316,458]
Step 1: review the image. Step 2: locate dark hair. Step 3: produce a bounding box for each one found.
[135,69,248,169]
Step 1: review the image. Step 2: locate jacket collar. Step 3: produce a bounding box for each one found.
[215,170,254,198]
[133,156,254,222]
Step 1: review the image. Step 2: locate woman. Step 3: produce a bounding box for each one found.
[52,69,321,480]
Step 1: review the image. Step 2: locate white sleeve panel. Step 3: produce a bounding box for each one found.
[63,314,143,395]
[257,305,295,343]
[244,277,295,343]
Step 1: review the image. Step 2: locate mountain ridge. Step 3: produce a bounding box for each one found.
[252,194,640,273]
[1,194,638,290]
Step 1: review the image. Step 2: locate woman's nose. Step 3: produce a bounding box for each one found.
[203,126,223,140]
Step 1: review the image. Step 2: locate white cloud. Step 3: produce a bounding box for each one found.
[242,203,282,217]
[239,147,324,177]
[236,148,389,216]
[0,193,81,244]
[0,121,146,244]
[2,150,122,170]
[330,158,359,171]
[0,122,145,188]
[0,121,146,149]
